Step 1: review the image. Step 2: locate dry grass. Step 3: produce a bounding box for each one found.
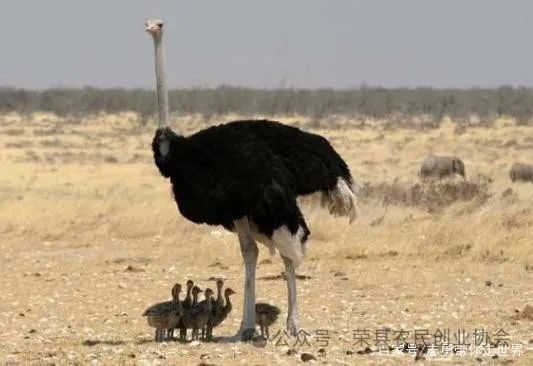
[0,113,532,365]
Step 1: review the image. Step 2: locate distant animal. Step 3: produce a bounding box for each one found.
[145,18,357,340]
[255,303,281,339]
[419,155,466,180]
[510,163,533,182]
[143,283,183,342]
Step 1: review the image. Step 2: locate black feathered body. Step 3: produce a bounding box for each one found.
[152,120,354,241]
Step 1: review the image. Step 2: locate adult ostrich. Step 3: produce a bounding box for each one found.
[144,18,358,341]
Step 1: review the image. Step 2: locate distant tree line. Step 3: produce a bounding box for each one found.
[1,86,532,126]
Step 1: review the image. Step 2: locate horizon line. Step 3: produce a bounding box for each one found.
[2,84,532,92]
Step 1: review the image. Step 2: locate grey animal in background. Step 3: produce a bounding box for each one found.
[419,155,466,180]
[510,163,533,182]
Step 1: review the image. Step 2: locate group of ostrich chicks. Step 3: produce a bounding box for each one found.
[143,279,281,343]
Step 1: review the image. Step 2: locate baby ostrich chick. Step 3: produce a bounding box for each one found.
[193,288,214,340]
[213,279,225,316]
[205,279,225,340]
[207,287,236,340]
[180,285,203,341]
[255,302,281,339]
[143,283,183,342]
[183,280,194,308]
[177,280,194,341]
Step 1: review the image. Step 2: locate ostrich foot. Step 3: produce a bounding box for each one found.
[286,317,299,336]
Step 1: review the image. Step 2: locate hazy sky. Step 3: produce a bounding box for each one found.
[1,0,531,89]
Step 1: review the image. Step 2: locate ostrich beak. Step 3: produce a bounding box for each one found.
[145,21,162,35]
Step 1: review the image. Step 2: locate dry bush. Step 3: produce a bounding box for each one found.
[2,128,25,136]
[39,138,64,148]
[359,179,491,212]
[1,86,533,127]
[5,140,34,149]
[33,127,64,136]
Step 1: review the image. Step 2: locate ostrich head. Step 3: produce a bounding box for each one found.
[145,18,164,38]
[192,286,203,296]
[204,288,214,299]
[225,288,236,297]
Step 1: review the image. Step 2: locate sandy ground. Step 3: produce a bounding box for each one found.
[0,113,532,365]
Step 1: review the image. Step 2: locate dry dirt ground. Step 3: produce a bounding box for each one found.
[0,113,532,365]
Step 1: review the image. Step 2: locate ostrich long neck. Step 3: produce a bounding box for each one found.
[224,294,232,313]
[153,35,169,128]
[172,291,180,304]
[185,286,192,303]
[206,295,212,311]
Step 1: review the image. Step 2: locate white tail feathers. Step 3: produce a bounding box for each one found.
[321,177,358,223]
[271,225,306,268]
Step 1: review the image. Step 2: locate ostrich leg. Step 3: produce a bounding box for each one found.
[282,256,300,336]
[234,217,258,341]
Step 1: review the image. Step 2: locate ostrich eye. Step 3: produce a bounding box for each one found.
[157,23,163,28]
